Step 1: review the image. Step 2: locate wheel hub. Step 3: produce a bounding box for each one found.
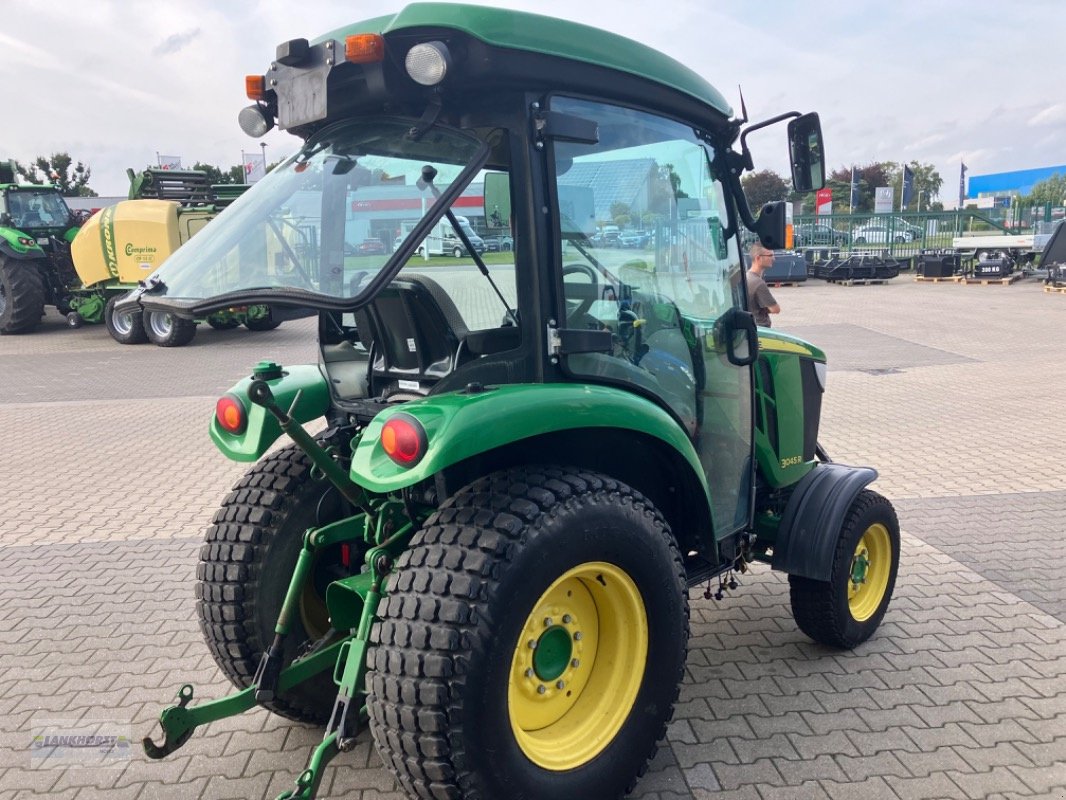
[508,562,647,771]
[532,625,573,682]
[848,523,892,622]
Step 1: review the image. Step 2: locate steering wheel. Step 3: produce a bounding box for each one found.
[562,263,601,321]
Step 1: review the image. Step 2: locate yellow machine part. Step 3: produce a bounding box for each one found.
[71,199,183,287]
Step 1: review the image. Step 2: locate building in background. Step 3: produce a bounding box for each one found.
[966,164,1066,199]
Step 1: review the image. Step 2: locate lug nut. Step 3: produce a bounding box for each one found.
[556,680,565,689]
[544,617,553,627]
[528,640,537,649]
[562,614,572,624]
[571,658,580,668]
[537,685,546,695]
[525,668,534,678]
[573,631,583,641]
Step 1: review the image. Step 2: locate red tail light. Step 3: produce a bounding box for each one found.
[215,393,247,435]
[381,413,427,467]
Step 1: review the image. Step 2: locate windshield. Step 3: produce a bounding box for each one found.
[139,118,488,310]
[4,189,71,230]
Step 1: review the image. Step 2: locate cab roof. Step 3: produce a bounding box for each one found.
[316,3,732,118]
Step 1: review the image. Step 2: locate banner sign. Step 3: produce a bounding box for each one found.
[874,186,894,214]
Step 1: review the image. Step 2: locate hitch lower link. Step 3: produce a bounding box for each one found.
[143,524,396,800]
[144,380,408,799]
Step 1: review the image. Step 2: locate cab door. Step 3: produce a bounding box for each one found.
[550,96,753,538]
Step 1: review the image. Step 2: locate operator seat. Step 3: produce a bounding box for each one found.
[355,273,469,401]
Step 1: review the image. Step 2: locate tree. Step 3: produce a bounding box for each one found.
[741,169,789,210]
[886,161,943,211]
[609,201,632,228]
[1026,173,1066,205]
[15,152,97,196]
[190,162,246,184]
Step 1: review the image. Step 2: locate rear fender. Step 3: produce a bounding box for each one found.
[209,364,331,462]
[350,383,711,503]
[770,462,877,581]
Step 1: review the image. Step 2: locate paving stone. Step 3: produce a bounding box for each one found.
[3,281,1065,800]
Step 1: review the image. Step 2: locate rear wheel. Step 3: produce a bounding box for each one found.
[789,489,899,648]
[0,257,45,334]
[367,467,688,799]
[197,443,355,723]
[452,245,463,258]
[104,296,147,344]
[144,309,197,347]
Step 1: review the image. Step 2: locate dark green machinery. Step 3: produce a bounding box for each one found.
[128,6,899,798]
[0,160,85,334]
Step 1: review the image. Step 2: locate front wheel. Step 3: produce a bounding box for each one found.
[144,309,197,347]
[104,296,147,344]
[367,467,689,800]
[0,257,45,334]
[452,245,463,258]
[789,489,899,648]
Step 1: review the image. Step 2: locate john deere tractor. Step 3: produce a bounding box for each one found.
[0,161,86,334]
[129,6,899,799]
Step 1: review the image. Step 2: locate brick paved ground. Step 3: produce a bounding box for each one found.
[1,274,1064,799]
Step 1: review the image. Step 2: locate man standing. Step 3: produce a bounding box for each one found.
[746,243,781,327]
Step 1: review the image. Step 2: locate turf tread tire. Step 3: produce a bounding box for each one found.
[366,466,689,800]
[0,257,46,334]
[196,443,341,723]
[788,489,899,649]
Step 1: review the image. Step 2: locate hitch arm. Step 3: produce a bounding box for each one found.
[247,379,371,515]
[143,637,348,759]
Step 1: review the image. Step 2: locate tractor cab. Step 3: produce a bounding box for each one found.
[0,184,74,244]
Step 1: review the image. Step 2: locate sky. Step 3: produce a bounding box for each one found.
[2,0,1063,204]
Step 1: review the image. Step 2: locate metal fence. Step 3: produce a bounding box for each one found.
[791,210,1019,260]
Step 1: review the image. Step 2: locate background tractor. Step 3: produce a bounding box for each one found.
[0,160,286,345]
[0,160,86,334]
[129,5,900,799]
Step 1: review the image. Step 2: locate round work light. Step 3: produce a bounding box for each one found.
[405,41,451,86]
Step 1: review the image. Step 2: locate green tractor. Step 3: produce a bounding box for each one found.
[0,161,86,334]
[131,5,899,799]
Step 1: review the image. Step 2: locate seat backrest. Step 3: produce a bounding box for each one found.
[355,273,470,398]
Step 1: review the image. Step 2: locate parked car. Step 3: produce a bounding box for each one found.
[852,223,908,244]
[794,222,849,247]
[357,237,386,255]
[892,218,924,240]
[484,234,514,252]
[619,231,651,248]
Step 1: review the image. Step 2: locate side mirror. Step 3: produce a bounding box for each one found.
[787,112,825,193]
[753,201,787,251]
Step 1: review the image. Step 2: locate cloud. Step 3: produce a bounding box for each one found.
[1028,104,1066,127]
[153,28,203,56]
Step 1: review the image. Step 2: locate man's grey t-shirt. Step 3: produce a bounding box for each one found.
[746,270,777,327]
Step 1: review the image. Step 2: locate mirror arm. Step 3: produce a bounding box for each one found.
[738,111,801,154]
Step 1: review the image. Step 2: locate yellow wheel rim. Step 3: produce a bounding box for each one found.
[848,523,892,622]
[508,562,648,771]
